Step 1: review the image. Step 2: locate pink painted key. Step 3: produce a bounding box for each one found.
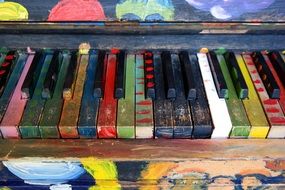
[0,52,35,138]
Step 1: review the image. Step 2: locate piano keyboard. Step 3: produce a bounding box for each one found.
[0,47,285,139]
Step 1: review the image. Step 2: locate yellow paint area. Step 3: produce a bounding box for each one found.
[81,157,121,190]
[235,54,269,138]
[0,2,28,21]
[140,162,176,190]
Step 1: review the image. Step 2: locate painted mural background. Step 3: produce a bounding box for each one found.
[0,158,285,190]
[0,0,284,21]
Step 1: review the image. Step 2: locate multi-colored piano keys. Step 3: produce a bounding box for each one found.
[0,47,285,139]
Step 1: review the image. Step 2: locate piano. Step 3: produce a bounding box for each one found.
[0,0,284,189]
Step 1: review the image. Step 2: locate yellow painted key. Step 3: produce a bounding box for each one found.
[236,54,269,138]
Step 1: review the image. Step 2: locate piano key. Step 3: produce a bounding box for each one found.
[188,54,212,138]
[268,51,285,88]
[263,53,285,138]
[171,53,193,138]
[97,54,118,138]
[0,51,17,96]
[0,52,27,122]
[63,51,78,100]
[78,50,100,138]
[236,54,269,138]
[251,52,280,99]
[19,51,54,138]
[39,51,71,138]
[197,52,232,138]
[144,51,155,99]
[216,53,250,138]
[179,51,196,100]
[243,53,285,138]
[161,51,176,99]
[94,50,107,98]
[135,54,154,139]
[59,50,89,138]
[117,54,135,138]
[0,53,35,138]
[207,51,228,99]
[115,50,125,99]
[42,50,61,99]
[154,53,173,138]
[224,52,248,99]
[21,51,45,99]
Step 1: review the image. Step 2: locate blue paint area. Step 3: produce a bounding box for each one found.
[145,13,164,21]
[0,162,94,189]
[173,127,192,138]
[155,128,173,138]
[185,0,275,19]
[121,13,141,21]
[78,50,99,138]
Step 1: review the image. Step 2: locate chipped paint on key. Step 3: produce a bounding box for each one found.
[136,54,154,139]
[244,53,285,138]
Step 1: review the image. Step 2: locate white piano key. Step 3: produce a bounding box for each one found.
[197,53,232,138]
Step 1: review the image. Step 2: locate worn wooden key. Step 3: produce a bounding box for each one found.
[154,53,173,138]
[237,53,269,138]
[135,54,154,139]
[0,51,35,138]
[161,51,176,99]
[224,52,248,99]
[0,52,27,123]
[251,52,280,99]
[78,50,100,138]
[117,54,135,138]
[19,50,54,138]
[179,51,196,100]
[216,53,250,138]
[115,50,125,99]
[268,51,285,88]
[94,50,107,98]
[59,45,89,139]
[97,54,118,138]
[39,51,70,138]
[188,54,213,138]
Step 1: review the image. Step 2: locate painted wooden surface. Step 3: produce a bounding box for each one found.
[236,54,270,138]
[1,0,285,22]
[217,54,250,138]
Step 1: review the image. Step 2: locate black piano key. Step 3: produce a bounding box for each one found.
[251,52,280,99]
[171,54,193,138]
[94,50,107,98]
[42,50,61,99]
[21,51,45,99]
[207,51,228,99]
[188,54,213,138]
[268,51,285,88]
[0,51,16,96]
[144,51,155,99]
[179,51,196,100]
[63,51,78,98]
[115,50,125,99]
[224,52,248,99]
[153,54,173,138]
[161,51,176,99]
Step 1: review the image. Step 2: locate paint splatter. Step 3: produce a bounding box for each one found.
[0,2,28,21]
[116,0,174,21]
[3,159,85,185]
[81,157,121,190]
[48,0,106,21]
[185,0,275,19]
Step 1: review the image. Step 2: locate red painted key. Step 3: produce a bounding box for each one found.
[97,54,117,138]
